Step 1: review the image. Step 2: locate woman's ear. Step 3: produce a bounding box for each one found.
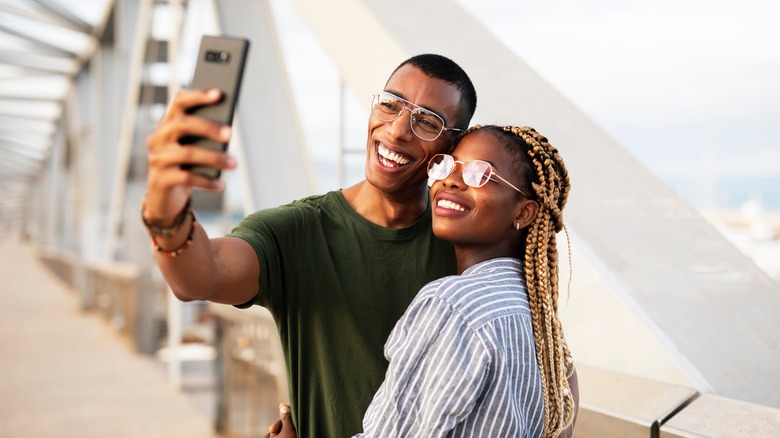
[514,199,539,230]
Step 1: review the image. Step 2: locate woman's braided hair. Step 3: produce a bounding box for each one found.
[466,124,575,437]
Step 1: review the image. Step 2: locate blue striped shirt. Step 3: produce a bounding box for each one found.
[356,258,545,437]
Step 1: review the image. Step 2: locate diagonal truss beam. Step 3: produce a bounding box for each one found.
[289,0,780,408]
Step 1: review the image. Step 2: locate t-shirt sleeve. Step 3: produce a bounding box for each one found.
[226,201,313,310]
[356,291,489,438]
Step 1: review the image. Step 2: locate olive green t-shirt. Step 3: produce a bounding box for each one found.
[228,190,456,438]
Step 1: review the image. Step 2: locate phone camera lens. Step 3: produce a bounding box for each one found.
[205,50,230,63]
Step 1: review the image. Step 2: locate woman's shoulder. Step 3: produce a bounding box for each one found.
[416,258,530,324]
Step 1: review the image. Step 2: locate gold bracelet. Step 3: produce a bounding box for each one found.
[142,197,192,237]
[151,211,197,258]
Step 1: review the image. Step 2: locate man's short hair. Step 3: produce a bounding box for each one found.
[391,54,477,129]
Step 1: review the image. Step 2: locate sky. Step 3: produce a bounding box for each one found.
[269,0,780,211]
[457,0,780,175]
[4,0,777,213]
[458,0,780,211]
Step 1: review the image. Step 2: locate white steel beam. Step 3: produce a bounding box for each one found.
[289,0,780,408]
[214,0,315,211]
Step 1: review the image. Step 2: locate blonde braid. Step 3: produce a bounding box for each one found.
[470,125,575,437]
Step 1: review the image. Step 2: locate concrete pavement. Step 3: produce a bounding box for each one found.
[0,238,218,438]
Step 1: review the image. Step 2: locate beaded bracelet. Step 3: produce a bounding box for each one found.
[142,197,192,237]
[151,210,197,258]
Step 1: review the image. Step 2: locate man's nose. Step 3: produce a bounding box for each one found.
[387,107,416,141]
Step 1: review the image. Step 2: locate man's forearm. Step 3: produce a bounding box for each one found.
[152,214,223,301]
[149,213,261,305]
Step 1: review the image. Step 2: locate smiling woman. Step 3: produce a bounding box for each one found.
[355,125,578,438]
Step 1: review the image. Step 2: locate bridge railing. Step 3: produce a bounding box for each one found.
[36,247,163,352]
[210,304,288,437]
[35,248,780,437]
[574,366,780,437]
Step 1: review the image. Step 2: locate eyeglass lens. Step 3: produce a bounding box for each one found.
[372,92,445,140]
[427,154,492,188]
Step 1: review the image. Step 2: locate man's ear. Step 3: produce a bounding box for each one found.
[515,199,539,230]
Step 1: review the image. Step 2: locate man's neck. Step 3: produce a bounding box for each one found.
[342,180,429,229]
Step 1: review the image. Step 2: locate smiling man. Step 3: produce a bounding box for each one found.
[142,54,477,438]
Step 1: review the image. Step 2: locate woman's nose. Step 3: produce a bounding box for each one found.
[442,163,466,189]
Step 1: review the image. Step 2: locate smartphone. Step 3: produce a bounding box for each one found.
[180,35,250,179]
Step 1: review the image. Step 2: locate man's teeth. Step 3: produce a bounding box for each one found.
[378,145,411,166]
[437,199,466,212]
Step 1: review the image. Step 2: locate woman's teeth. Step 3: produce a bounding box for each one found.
[437,199,466,212]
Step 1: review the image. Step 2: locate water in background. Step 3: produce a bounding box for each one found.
[667,175,780,212]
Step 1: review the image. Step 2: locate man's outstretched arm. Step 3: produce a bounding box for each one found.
[142,88,259,305]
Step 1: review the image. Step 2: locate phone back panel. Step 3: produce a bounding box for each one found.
[181,35,249,178]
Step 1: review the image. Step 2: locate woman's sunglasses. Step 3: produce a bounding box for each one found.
[427,154,528,197]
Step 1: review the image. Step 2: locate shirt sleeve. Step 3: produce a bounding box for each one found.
[226,201,313,310]
[356,291,490,438]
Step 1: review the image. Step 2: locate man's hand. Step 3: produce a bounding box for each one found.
[264,403,296,438]
[558,366,580,438]
[143,88,236,224]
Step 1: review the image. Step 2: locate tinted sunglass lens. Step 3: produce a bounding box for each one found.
[427,155,453,180]
[463,161,491,187]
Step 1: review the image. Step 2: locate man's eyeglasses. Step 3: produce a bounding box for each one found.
[427,154,529,197]
[371,91,464,141]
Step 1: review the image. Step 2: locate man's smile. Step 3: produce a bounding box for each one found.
[377,144,412,168]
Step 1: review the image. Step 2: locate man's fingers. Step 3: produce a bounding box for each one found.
[149,143,236,172]
[151,165,227,192]
[173,114,232,146]
[163,88,223,122]
[143,88,231,223]
[148,115,231,154]
[147,143,236,194]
